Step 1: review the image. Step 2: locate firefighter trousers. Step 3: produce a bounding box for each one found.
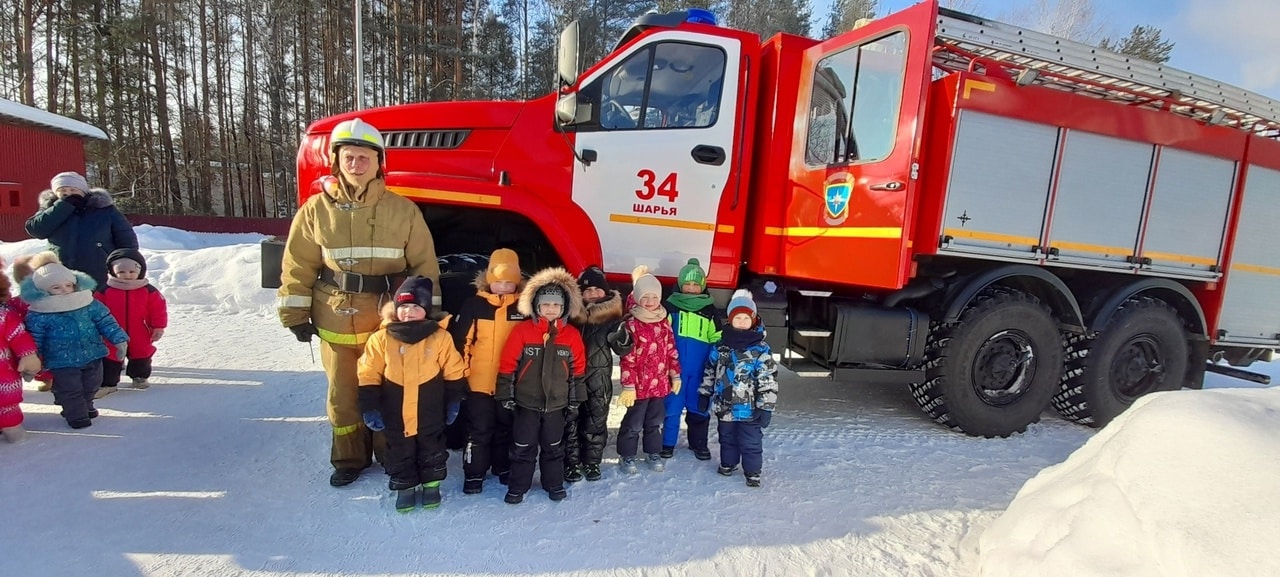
[320,340,387,471]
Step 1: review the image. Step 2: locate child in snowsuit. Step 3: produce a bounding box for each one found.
[616,266,681,474]
[20,251,128,429]
[97,248,168,394]
[661,258,722,460]
[494,267,586,504]
[449,248,525,495]
[564,265,632,482]
[0,265,43,443]
[699,289,778,487]
[9,255,55,392]
[357,276,467,511]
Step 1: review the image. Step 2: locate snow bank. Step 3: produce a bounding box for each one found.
[971,387,1280,577]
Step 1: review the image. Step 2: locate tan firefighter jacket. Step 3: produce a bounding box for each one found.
[277,178,440,345]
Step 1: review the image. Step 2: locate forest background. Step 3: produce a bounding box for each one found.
[0,0,1175,217]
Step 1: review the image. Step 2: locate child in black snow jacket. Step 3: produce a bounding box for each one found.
[564,266,632,482]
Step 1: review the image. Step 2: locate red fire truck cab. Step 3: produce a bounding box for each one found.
[270,0,1280,436]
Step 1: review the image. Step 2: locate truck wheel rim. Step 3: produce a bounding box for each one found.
[1110,335,1164,400]
[972,330,1036,406]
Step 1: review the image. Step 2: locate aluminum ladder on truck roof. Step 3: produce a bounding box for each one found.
[931,7,1280,139]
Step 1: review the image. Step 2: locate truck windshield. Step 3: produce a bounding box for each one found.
[805,32,907,166]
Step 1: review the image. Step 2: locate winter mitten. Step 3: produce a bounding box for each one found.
[618,388,636,408]
[115,342,128,360]
[669,375,682,396]
[362,410,385,432]
[288,322,318,343]
[756,409,772,429]
[606,326,633,350]
[445,401,461,426]
[151,328,165,341]
[17,354,41,379]
[697,394,712,414]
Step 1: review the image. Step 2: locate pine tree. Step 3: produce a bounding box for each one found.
[1100,25,1174,64]
[822,0,877,38]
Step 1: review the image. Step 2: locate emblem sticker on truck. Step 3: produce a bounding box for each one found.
[825,179,851,225]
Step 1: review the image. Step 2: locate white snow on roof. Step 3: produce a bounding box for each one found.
[0,97,108,140]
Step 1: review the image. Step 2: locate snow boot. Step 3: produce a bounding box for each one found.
[329,468,361,487]
[87,408,99,419]
[565,465,583,483]
[1,424,27,443]
[647,453,665,472]
[548,487,567,502]
[583,464,602,481]
[496,470,510,485]
[659,446,674,459]
[395,487,418,513]
[68,418,92,430]
[717,464,738,476]
[463,478,484,494]
[691,447,712,461]
[421,481,442,509]
[504,491,524,505]
[620,456,638,475]
[94,386,116,399]
[745,473,761,488]
[131,377,150,390]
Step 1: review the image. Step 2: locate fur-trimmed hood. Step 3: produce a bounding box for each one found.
[518,267,583,320]
[37,188,116,210]
[571,289,623,326]
[19,271,98,313]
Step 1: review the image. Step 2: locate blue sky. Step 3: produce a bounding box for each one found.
[813,0,1280,100]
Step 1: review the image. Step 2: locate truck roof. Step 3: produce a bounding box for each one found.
[933,8,1280,138]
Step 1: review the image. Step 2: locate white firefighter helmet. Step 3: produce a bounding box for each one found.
[329,117,385,157]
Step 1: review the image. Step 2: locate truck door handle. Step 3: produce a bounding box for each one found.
[691,145,726,166]
[869,181,904,191]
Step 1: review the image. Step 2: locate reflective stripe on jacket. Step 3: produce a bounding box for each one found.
[277,178,441,345]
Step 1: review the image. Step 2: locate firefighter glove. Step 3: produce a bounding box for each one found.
[289,322,317,343]
[618,388,636,408]
[362,410,385,432]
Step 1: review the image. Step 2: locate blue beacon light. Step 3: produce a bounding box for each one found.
[686,8,718,25]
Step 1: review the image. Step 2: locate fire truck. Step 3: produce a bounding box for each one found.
[267,0,1280,437]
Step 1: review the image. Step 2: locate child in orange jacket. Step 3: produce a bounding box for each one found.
[356,276,467,512]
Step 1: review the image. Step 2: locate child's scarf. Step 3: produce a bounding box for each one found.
[629,302,668,323]
[666,292,713,312]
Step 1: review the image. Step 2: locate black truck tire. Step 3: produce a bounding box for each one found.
[912,288,1063,437]
[1052,297,1188,427]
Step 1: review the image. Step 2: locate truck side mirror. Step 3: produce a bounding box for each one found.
[557,21,580,87]
[556,93,592,125]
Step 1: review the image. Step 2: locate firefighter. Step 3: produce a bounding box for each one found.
[277,117,442,488]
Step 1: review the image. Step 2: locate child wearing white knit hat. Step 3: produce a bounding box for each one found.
[17,251,129,429]
[614,265,681,474]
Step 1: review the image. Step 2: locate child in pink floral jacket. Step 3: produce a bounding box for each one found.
[615,266,680,474]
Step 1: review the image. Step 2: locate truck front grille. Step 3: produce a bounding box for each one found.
[383,130,469,150]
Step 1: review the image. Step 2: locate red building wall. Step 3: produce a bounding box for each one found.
[0,123,89,218]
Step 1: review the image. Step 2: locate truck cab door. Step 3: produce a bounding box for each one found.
[782,1,937,290]
[569,31,743,280]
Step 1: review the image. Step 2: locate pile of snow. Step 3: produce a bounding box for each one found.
[1,225,275,315]
[967,387,1280,577]
[0,224,1276,577]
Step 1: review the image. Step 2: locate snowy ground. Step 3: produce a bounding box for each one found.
[1,227,1275,577]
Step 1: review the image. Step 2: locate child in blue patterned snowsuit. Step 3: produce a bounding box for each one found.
[20,251,128,429]
[698,289,777,487]
[661,258,721,460]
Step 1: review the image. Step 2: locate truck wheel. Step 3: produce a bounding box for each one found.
[912,289,1062,437]
[1052,298,1187,427]
[437,253,490,315]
